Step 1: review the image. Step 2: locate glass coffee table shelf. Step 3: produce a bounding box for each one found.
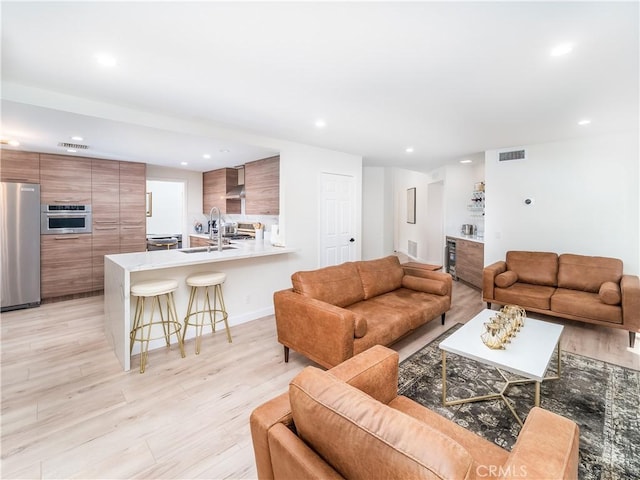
[439,309,563,426]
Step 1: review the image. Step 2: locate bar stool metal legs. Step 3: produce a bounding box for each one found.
[183,272,232,354]
[130,279,185,373]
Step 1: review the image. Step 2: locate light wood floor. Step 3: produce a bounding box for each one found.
[1,281,638,479]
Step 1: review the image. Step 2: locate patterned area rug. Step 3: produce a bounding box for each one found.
[398,324,640,480]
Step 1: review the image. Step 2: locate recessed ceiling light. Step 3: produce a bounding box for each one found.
[405,147,414,154]
[181,161,188,166]
[550,43,574,57]
[577,119,591,126]
[203,154,211,159]
[460,159,473,164]
[95,53,117,67]
[67,149,77,153]
[315,119,326,128]
[71,136,84,142]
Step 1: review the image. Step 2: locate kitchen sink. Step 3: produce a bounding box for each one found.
[180,245,238,253]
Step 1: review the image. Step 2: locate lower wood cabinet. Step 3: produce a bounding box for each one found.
[92,226,120,291]
[41,235,92,298]
[189,236,211,247]
[453,237,484,289]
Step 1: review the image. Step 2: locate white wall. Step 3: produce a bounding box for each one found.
[484,132,639,275]
[146,165,202,245]
[362,166,394,260]
[280,144,363,271]
[392,168,432,262]
[146,180,184,235]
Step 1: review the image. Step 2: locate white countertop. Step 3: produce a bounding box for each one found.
[106,240,295,272]
[446,234,485,244]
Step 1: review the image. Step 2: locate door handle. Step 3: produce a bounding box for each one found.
[349,238,355,243]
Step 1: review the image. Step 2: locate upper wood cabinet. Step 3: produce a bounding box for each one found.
[0,150,40,183]
[244,156,279,215]
[92,159,120,224]
[119,162,146,253]
[40,154,92,204]
[203,168,240,215]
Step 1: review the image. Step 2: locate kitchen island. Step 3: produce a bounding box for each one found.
[104,240,297,371]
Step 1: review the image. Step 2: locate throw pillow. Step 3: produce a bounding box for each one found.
[599,281,621,305]
[495,270,518,288]
[353,313,367,338]
[401,275,447,296]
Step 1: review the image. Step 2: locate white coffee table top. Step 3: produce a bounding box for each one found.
[439,309,563,381]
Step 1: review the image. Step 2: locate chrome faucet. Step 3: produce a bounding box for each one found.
[208,206,222,252]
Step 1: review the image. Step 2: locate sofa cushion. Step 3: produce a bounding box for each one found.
[402,275,447,296]
[494,283,556,310]
[599,281,622,305]
[356,256,404,300]
[557,254,623,293]
[506,251,558,286]
[551,288,622,324]
[292,262,365,307]
[289,367,475,480]
[495,270,518,288]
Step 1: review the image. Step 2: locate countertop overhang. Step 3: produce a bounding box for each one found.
[106,240,296,272]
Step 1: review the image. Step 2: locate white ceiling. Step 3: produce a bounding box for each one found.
[1,1,638,172]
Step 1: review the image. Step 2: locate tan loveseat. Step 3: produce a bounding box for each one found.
[273,256,452,368]
[483,251,640,347]
[250,345,580,480]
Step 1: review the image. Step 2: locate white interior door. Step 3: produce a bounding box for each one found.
[320,173,356,267]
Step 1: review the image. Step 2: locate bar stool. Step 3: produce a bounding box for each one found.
[130,279,185,373]
[182,272,232,354]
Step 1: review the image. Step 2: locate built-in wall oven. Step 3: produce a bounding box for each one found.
[41,204,92,234]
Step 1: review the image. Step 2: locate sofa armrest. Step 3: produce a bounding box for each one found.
[328,345,400,405]
[273,289,356,369]
[621,275,640,333]
[500,407,579,479]
[483,261,507,303]
[250,345,400,480]
[250,392,295,480]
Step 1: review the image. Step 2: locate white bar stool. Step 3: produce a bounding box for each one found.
[182,271,232,354]
[130,279,185,373]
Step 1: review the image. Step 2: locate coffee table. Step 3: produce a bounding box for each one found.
[439,309,563,426]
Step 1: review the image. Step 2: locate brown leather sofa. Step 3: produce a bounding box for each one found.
[483,251,640,347]
[250,345,580,480]
[273,256,452,368]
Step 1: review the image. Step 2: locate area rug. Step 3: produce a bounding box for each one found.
[398,324,640,480]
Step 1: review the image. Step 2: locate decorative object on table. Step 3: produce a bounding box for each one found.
[480,304,526,350]
[399,324,640,480]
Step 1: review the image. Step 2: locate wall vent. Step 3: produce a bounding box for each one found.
[498,149,526,162]
[408,240,417,258]
[57,142,88,149]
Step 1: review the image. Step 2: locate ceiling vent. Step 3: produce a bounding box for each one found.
[58,142,88,149]
[498,149,526,162]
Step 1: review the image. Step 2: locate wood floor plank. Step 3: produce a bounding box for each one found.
[1,279,637,479]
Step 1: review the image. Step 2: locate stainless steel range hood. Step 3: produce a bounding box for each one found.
[225,184,245,199]
[225,165,245,199]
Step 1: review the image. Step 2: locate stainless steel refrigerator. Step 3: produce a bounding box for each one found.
[1,182,41,311]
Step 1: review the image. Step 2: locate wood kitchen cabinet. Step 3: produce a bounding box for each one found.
[244,156,279,215]
[41,234,92,298]
[40,154,92,204]
[119,161,146,253]
[0,150,40,183]
[203,168,240,215]
[189,235,211,247]
[91,159,121,289]
[452,237,484,289]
